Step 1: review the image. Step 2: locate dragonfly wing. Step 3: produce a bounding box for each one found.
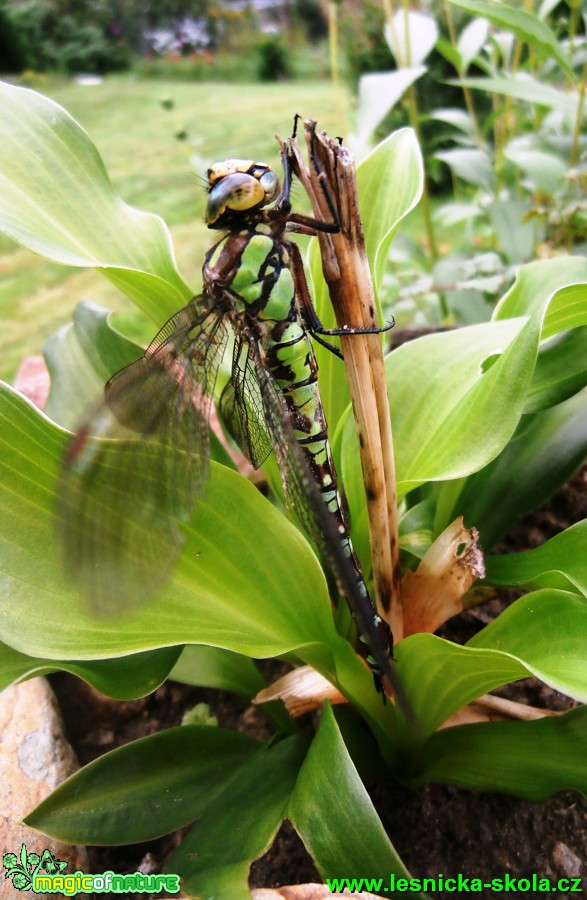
[247,338,408,708]
[60,297,229,613]
[218,334,273,469]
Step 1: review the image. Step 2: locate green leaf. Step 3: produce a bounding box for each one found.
[0,383,341,666]
[525,326,587,414]
[449,75,579,118]
[495,257,587,327]
[397,589,587,739]
[447,0,574,78]
[504,145,567,195]
[435,148,495,191]
[386,315,538,496]
[396,635,526,740]
[0,82,191,325]
[411,707,587,801]
[457,16,489,73]
[373,257,587,507]
[358,128,424,297]
[25,726,259,844]
[170,645,266,697]
[169,735,309,900]
[0,642,181,698]
[44,301,142,429]
[442,390,587,547]
[486,520,587,597]
[288,704,422,890]
[469,590,587,702]
[486,199,537,264]
[357,70,426,146]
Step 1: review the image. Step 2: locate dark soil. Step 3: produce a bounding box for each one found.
[50,465,587,897]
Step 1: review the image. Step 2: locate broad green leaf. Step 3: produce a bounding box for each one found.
[25,726,259,843]
[43,300,233,466]
[411,707,587,801]
[486,520,587,597]
[1,380,395,740]
[495,256,587,326]
[486,199,537,264]
[169,735,309,900]
[457,17,489,73]
[395,635,527,740]
[439,391,587,547]
[435,148,494,191]
[387,316,537,495]
[0,81,191,324]
[0,641,180,698]
[504,145,567,195]
[385,10,439,66]
[525,326,587,414]
[44,301,142,429]
[447,0,574,78]
[288,704,422,891]
[358,128,424,297]
[370,257,587,499]
[429,108,476,137]
[397,590,587,738]
[469,590,587,701]
[0,383,340,664]
[449,75,579,118]
[170,645,266,697]
[357,69,426,147]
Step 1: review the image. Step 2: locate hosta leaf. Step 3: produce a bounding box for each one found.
[447,0,574,78]
[485,520,587,596]
[356,70,426,147]
[0,641,181,698]
[411,707,587,801]
[449,75,579,118]
[0,383,341,666]
[469,589,587,701]
[25,726,260,843]
[289,704,421,889]
[397,590,587,738]
[440,390,587,548]
[0,81,190,325]
[169,735,309,900]
[170,645,266,697]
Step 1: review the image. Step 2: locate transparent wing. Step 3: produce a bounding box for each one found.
[218,334,273,469]
[247,338,407,708]
[60,296,229,613]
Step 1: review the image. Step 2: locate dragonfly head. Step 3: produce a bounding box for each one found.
[206,159,280,229]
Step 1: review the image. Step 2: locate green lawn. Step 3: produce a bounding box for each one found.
[0,75,350,382]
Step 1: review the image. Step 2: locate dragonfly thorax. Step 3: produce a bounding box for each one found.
[206,159,280,230]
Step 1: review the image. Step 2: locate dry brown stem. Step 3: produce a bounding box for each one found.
[284,121,403,637]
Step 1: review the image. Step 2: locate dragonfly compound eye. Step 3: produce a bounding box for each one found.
[206,172,267,227]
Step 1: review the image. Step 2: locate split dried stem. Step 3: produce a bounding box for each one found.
[286,120,403,637]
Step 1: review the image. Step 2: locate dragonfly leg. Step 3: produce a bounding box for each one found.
[275,117,341,236]
[288,240,394,359]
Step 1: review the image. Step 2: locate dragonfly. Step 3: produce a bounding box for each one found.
[61,137,401,700]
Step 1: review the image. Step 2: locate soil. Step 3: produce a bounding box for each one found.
[49,465,587,897]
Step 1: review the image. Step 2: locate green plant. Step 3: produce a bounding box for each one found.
[349,0,587,326]
[256,35,292,82]
[0,82,586,896]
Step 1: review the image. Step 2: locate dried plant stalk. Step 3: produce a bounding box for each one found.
[285,120,403,637]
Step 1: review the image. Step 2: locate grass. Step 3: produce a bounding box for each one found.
[0,74,350,382]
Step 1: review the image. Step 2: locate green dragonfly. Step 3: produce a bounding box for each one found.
[61,139,400,699]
